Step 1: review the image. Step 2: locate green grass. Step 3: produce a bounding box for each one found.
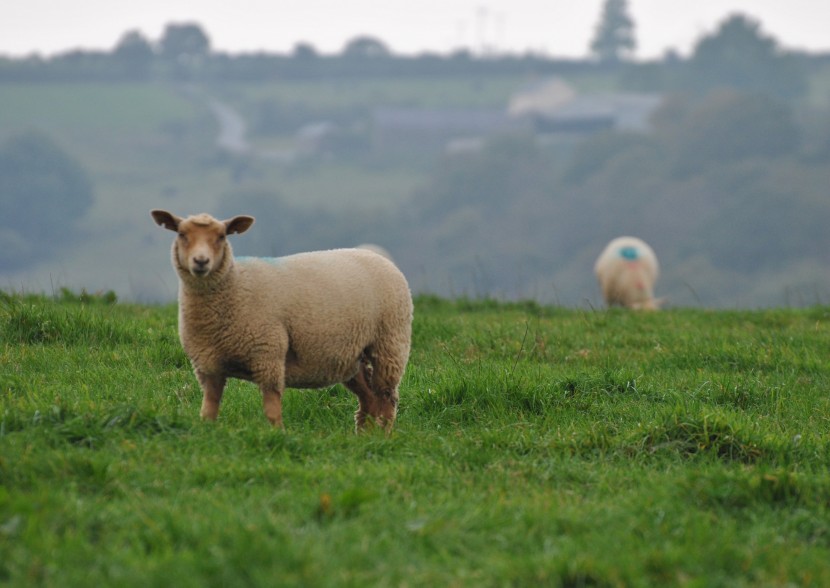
[0,81,219,220]
[219,71,625,114]
[257,163,422,212]
[0,82,198,137]
[2,294,830,586]
[221,75,529,111]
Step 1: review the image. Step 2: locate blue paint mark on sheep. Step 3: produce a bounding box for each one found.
[619,246,639,261]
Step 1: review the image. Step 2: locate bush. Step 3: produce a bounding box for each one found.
[0,131,94,270]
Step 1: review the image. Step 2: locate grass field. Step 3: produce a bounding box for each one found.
[2,292,829,586]
[0,82,198,138]
[220,75,528,112]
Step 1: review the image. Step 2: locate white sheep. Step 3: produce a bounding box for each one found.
[594,236,661,310]
[150,210,413,431]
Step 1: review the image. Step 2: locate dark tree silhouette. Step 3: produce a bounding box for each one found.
[685,14,806,99]
[113,30,155,79]
[0,131,94,269]
[342,36,391,59]
[590,0,636,63]
[159,23,211,63]
[292,42,319,60]
[664,90,799,177]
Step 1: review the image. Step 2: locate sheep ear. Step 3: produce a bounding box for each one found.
[225,215,255,235]
[151,209,181,232]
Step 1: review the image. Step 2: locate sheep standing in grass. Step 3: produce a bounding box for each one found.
[594,236,661,310]
[151,210,413,431]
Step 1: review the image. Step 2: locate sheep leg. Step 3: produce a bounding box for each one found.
[346,353,399,432]
[196,371,226,421]
[367,346,404,429]
[370,382,399,430]
[258,384,284,428]
[345,364,377,432]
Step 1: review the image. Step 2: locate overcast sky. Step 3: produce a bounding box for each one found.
[2,0,828,59]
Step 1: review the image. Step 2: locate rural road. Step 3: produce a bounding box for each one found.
[208,99,250,154]
[207,97,296,162]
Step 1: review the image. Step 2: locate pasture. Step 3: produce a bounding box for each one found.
[2,292,830,586]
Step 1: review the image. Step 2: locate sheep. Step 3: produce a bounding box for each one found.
[150,209,413,431]
[594,236,661,310]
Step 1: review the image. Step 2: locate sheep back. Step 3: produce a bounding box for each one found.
[180,248,412,390]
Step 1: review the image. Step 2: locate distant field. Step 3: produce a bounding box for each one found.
[248,163,422,212]
[0,82,199,139]
[0,81,424,300]
[218,71,622,128]
[221,74,529,111]
[0,81,216,205]
[0,82,220,300]
[2,294,830,585]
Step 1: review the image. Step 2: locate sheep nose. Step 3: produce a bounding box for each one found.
[193,256,209,268]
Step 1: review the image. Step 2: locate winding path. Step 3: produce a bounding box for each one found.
[207,97,295,162]
[208,99,250,154]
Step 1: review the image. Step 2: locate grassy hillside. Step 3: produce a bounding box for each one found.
[222,75,529,112]
[0,81,434,301]
[0,82,221,300]
[2,293,829,586]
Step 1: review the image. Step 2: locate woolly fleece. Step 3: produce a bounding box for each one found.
[594,236,660,310]
[151,210,413,430]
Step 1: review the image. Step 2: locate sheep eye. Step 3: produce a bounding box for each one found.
[177,232,186,239]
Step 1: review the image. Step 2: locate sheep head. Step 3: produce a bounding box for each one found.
[151,210,254,279]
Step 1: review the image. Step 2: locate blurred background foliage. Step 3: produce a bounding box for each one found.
[1,12,829,307]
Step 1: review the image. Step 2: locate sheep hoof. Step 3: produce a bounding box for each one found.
[354,413,393,435]
[200,409,219,421]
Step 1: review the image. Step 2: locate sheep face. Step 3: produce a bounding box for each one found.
[176,217,230,278]
[151,210,254,279]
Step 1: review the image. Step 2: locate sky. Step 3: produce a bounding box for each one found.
[2,0,829,60]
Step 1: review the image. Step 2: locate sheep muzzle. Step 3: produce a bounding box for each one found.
[189,255,213,277]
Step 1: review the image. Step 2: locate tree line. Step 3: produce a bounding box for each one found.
[0,11,825,89]
[0,21,597,83]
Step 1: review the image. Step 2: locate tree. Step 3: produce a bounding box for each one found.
[660,90,799,177]
[0,131,94,269]
[159,23,211,66]
[414,134,550,222]
[563,131,659,185]
[685,14,806,99]
[113,30,155,79]
[590,0,636,63]
[342,36,390,59]
[292,42,318,60]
